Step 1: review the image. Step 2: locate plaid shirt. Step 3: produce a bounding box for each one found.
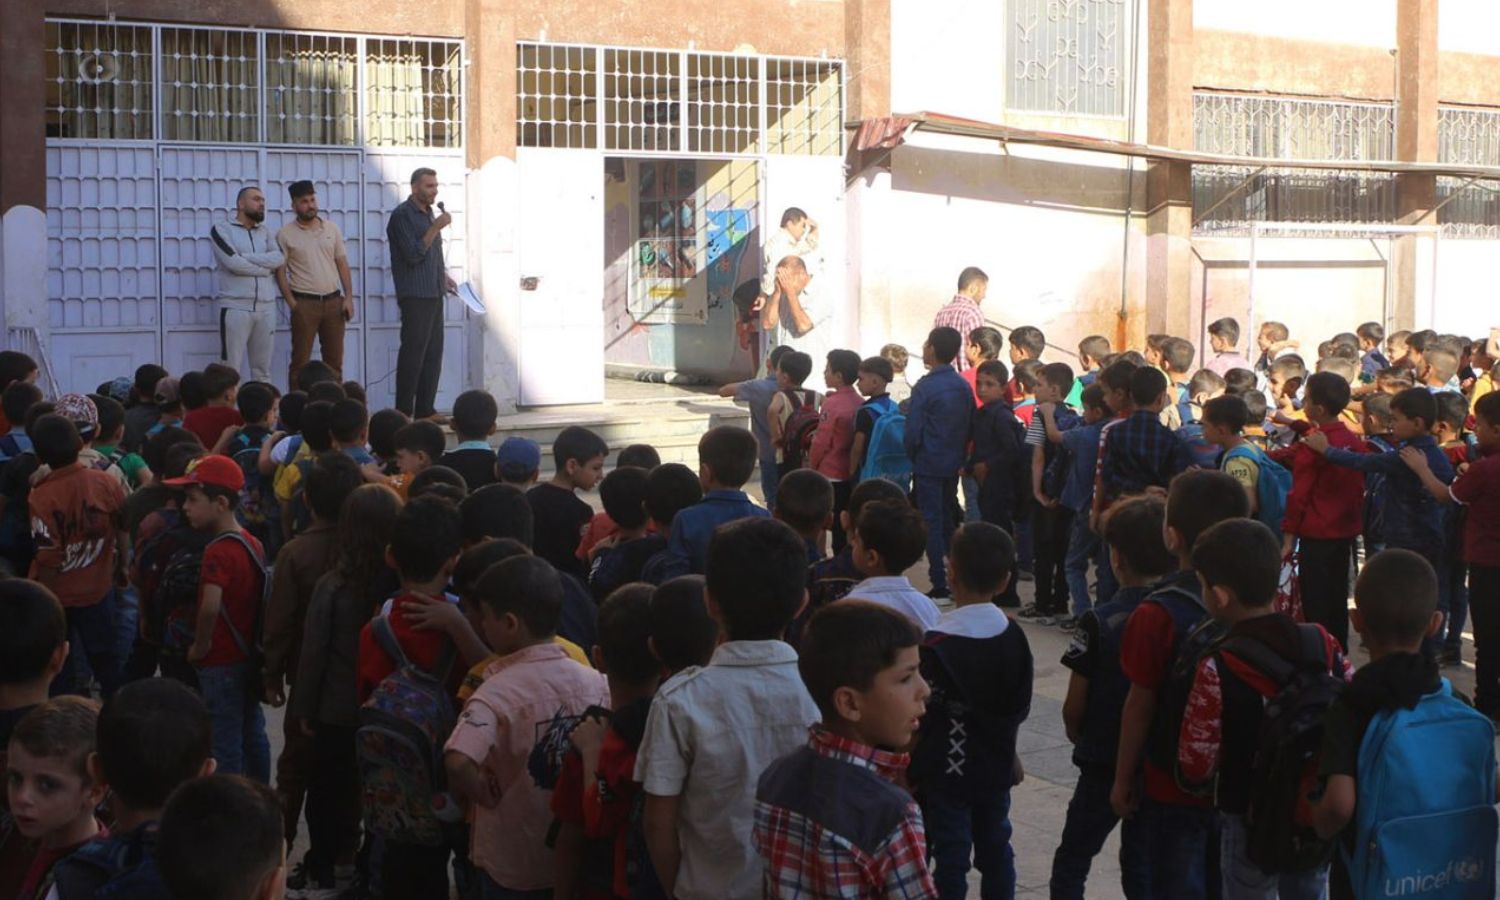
[932,295,985,371]
[754,728,937,899]
[1096,409,1192,505]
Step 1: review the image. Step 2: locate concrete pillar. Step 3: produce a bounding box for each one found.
[0,0,49,341]
[845,0,891,123]
[1392,0,1438,331]
[1144,0,1193,339]
[845,0,892,354]
[464,0,523,410]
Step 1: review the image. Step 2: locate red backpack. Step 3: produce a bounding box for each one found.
[781,390,821,469]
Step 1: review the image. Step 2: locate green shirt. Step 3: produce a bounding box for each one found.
[93,444,148,490]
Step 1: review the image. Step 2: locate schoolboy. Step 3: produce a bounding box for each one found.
[1419,346,1461,393]
[1242,390,1273,450]
[963,327,1005,399]
[122,364,168,452]
[656,426,768,580]
[1024,362,1080,624]
[1052,497,1171,900]
[720,344,791,509]
[767,350,821,481]
[89,394,151,491]
[1201,394,1264,508]
[0,400,55,576]
[754,601,937,898]
[27,414,127,698]
[800,477,909,642]
[0,381,43,462]
[911,522,1033,898]
[0,352,38,440]
[809,349,862,552]
[157,775,286,900]
[1082,359,1139,605]
[1266,355,1308,426]
[496,436,542,488]
[49,678,215,898]
[48,393,127,492]
[1050,383,1112,622]
[1007,325,1046,403]
[1356,322,1388,379]
[907,327,977,600]
[637,463,704,586]
[1072,335,1112,406]
[968,360,1025,560]
[881,343,914,405]
[588,466,665,599]
[1110,470,1250,897]
[1091,367,1192,523]
[1012,358,1042,426]
[0,580,67,753]
[183,363,244,450]
[1255,321,1295,377]
[649,575,718,677]
[849,356,895,481]
[774,467,834,564]
[385,418,446,497]
[1432,391,1472,664]
[1206,317,1253,376]
[1176,519,1347,898]
[367,407,408,476]
[844,499,940,629]
[1159,338,1197,424]
[165,455,270,781]
[1175,369,1229,469]
[528,425,608,578]
[1223,368,1257,398]
[442,556,608,897]
[439,389,500,491]
[3,697,104,900]
[636,518,821,900]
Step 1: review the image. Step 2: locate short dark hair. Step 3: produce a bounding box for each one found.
[0,352,36,391]
[158,775,284,900]
[1208,317,1241,345]
[1391,387,1438,433]
[554,425,608,469]
[299,401,335,453]
[328,399,368,445]
[1162,338,1196,375]
[949,522,1016,595]
[855,500,927,573]
[1188,368,1226,400]
[597,584,659,684]
[1303,371,1351,416]
[1079,382,1109,414]
[32,413,82,468]
[827,349,861,386]
[389,495,462,582]
[235,383,275,425]
[395,420,447,462]
[288,179,316,199]
[133,363,168,400]
[1167,469,1251,550]
[177,371,206,411]
[410,167,437,185]
[200,363,239,400]
[409,464,468,499]
[957,266,988,291]
[776,469,834,533]
[452,538,530,599]
[1192,519,1281,608]
[778,351,813,386]
[798,601,920,721]
[651,576,718,672]
[304,451,365,522]
[1201,395,1249,432]
[1102,496,1174,577]
[1079,335,1112,362]
[1129,366,1169,407]
[306,381,346,405]
[276,391,308,432]
[1009,326,1046,358]
[460,484,534,547]
[706,518,807,641]
[97,679,211,810]
[474,555,562,637]
[1260,321,1290,342]
[1040,362,1075,394]
[858,356,894,384]
[1363,392,1394,426]
[645,463,703,528]
[766,345,792,373]
[141,426,202,476]
[1099,358,1139,394]
[1406,330,1435,354]
[296,360,339,393]
[967,327,1004,362]
[1013,359,1043,391]
[451,390,498,440]
[976,359,1009,386]
[1474,391,1500,427]
[1434,390,1468,432]
[1357,321,1386,344]
[780,206,808,227]
[1224,368,1257,396]
[2,381,42,428]
[0,580,65,686]
[600,466,650,529]
[617,443,661,470]
[699,426,757,488]
[1242,389,1269,423]
[1355,548,1438,644]
[12,696,98,778]
[927,327,963,365]
[368,408,410,459]
[847,478,908,524]
[90,393,126,443]
[341,380,366,404]
[1269,355,1307,382]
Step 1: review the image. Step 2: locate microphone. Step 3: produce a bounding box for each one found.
[437,201,446,214]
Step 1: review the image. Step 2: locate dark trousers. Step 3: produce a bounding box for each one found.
[396,295,444,419]
[304,724,361,877]
[977,482,1020,606]
[383,841,450,899]
[922,785,1015,900]
[1297,537,1355,652]
[53,595,122,699]
[1136,799,1216,900]
[276,713,317,847]
[830,479,852,554]
[1470,565,1500,717]
[1051,764,1149,900]
[1033,505,1075,614]
[914,475,960,594]
[1443,554,1470,655]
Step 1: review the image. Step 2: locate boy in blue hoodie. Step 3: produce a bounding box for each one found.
[906,327,976,600]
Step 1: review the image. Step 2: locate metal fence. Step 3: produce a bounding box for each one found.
[1438,106,1500,238]
[1005,0,1133,118]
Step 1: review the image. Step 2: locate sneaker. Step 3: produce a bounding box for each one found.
[286,862,311,893]
[1440,647,1463,667]
[1016,568,1036,583]
[1056,616,1079,631]
[927,587,951,601]
[286,876,341,900]
[1016,604,1047,620]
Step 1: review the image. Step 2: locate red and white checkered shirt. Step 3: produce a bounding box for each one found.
[932,294,986,372]
[754,728,937,899]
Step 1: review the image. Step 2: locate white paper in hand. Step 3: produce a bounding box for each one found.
[457,282,485,314]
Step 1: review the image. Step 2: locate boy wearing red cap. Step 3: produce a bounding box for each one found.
[165,454,270,782]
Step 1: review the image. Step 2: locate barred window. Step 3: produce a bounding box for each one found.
[764,58,843,156]
[160,28,260,143]
[687,53,758,155]
[603,49,681,153]
[364,38,463,149]
[1007,0,1133,117]
[266,33,359,146]
[517,43,599,149]
[1437,106,1500,238]
[45,21,154,140]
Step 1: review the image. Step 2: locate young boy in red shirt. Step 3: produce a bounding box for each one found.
[181,363,243,450]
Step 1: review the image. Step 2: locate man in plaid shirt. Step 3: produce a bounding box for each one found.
[932,268,989,372]
[754,601,937,899]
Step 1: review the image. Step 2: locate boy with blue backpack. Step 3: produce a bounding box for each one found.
[1201,395,1293,542]
[1312,548,1498,900]
[225,382,279,554]
[850,356,910,490]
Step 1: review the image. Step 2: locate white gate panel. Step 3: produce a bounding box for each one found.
[362,153,468,412]
[45,146,160,394]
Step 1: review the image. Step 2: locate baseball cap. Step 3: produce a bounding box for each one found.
[153,377,181,406]
[496,437,541,479]
[101,377,134,405]
[162,454,245,493]
[56,393,99,439]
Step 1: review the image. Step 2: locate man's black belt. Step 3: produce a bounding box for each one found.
[293,289,343,300]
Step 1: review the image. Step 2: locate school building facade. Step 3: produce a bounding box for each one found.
[0,0,1496,409]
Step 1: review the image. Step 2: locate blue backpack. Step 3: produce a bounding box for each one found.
[859,396,912,490]
[1223,443,1292,540]
[1175,422,1222,470]
[1346,680,1497,899]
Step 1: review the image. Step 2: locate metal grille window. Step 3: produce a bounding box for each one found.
[1192,93,1397,235]
[603,49,681,152]
[266,33,359,146]
[517,44,598,149]
[688,54,758,155]
[364,39,463,149]
[764,58,843,156]
[1438,106,1500,238]
[1006,0,1132,117]
[45,21,154,140]
[159,28,260,143]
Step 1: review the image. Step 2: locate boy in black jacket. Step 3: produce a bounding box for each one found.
[912,522,1033,898]
[967,360,1026,607]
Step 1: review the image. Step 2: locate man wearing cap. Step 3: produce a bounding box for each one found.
[277,181,354,388]
[211,186,284,385]
[495,437,541,488]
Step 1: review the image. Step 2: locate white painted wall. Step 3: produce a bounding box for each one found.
[1193,0,1396,49]
[1438,0,1500,55]
[1432,239,1500,339]
[890,0,1005,119]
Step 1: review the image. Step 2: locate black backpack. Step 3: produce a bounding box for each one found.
[1145,585,1224,798]
[133,510,211,648]
[1220,626,1342,874]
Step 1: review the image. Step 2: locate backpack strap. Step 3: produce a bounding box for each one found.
[206,531,267,657]
[1218,624,1328,688]
[373,609,456,681]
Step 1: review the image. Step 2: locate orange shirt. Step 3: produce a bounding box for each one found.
[28,463,125,607]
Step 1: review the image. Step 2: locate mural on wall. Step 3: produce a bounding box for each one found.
[633,160,704,323]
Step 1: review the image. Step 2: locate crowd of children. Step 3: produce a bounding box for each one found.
[0,309,1492,900]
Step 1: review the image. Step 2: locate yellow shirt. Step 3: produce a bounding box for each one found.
[273,440,315,502]
[456,638,592,703]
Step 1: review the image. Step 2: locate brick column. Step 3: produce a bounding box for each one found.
[845,0,892,354]
[1144,0,1194,338]
[1392,0,1438,331]
[0,1,49,338]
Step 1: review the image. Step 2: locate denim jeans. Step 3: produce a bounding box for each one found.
[1443,555,1469,655]
[480,874,552,900]
[1095,530,1120,606]
[1050,765,1149,900]
[759,454,779,511]
[113,587,139,676]
[1136,799,1215,900]
[914,475,960,594]
[1064,512,1100,619]
[54,593,123,699]
[197,661,270,783]
[962,474,982,523]
[1218,813,1327,900]
[922,786,1015,900]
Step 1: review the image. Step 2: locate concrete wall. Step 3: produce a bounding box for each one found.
[1433,239,1500,338]
[1193,0,1395,49]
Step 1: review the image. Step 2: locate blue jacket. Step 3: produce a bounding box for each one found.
[905,366,975,478]
[656,489,770,579]
[1326,434,1453,556]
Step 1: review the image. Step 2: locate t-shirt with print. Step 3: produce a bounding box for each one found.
[1451,451,1500,567]
[195,530,265,668]
[527,483,593,578]
[183,406,244,451]
[1221,450,1261,506]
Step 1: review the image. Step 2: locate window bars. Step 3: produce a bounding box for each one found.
[1438,106,1500,238]
[45,20,154,140]
[1006,0,1132,117]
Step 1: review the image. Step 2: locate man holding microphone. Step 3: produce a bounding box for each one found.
[387,167,456,422]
